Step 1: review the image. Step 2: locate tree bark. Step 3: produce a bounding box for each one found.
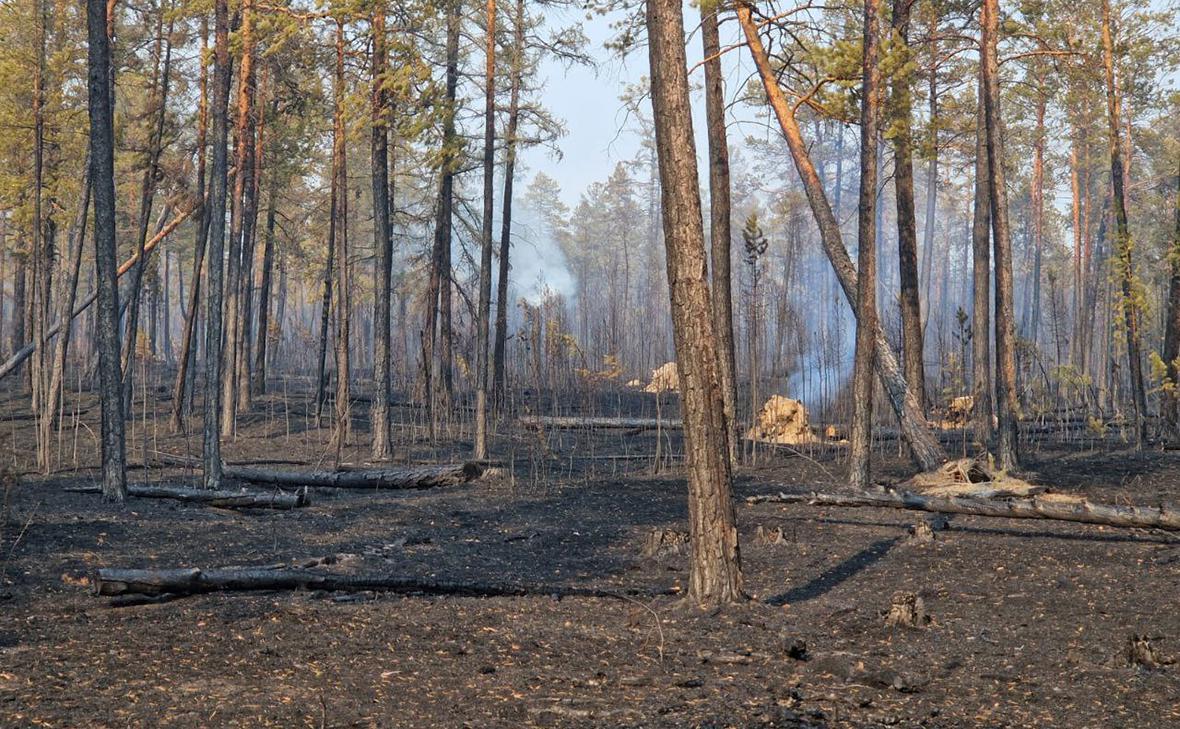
[737,3,945,471]
[203,0,232,489]
[92,566,665,600]
[252,137,278,397]
[889,0,925,417]
[517,415,683,430]
[86,0,127,501]
[370,8,393,460]
[980,0,1019,469]
[747,488,1180,532]
[492,0,525,408]
[222,0,257,434]
[65,483,309,509]
[849,0,882,489]
[647,0,744,607]
[224,462,484,490]
[700,1,739,467]
[1101,0,1146,446]
[473,0,496,461]
[331,19,351,450]
[970,74,993,445]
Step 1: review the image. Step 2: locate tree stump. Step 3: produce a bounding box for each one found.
[884,592,929,628]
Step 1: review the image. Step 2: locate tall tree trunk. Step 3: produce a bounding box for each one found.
[331,19,351,449]
[203,0,232,489]
[889,0,925,415]
[647,0,744,607]
[849,0,882,489]
[370,8,393,460]
[980,0,1019,469]
[222,0,256,433]
[970,77,993,445]
[1101,0,1146,446]
[492,0,524,407]
[171,17,210,432]
[473,0,496,460]
[737,3,945,471]
[86,0,127,501]
[313,181,336,425]
[700,0,739,466]
[252,155,277,397]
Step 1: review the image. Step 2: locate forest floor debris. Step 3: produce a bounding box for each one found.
[1,391,1179,726]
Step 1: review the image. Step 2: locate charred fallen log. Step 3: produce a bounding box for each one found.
[223,462,483,490]
[747,489,1180,531]
[64,483,309,509]
[517,415,683,430]
[92,566,670,600]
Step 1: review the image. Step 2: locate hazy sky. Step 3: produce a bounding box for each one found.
[516,6,750,208]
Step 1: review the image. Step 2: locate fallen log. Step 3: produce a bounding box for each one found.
[64,483,309,509]
[223,462,483,490]
[92,566,672,600]
[747,488,1180,532]
[517,415,683,430]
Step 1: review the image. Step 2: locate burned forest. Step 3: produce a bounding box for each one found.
[2,0,1180,725]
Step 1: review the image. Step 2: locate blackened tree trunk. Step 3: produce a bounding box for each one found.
[370,8,393,460]
[646,0,744,607]
[889,0,925,415]
[700,0,739,466]
[980,0,1019,469]
[970,78,993,446]
[86,0,127,501]
[492,0,524,407]
[1101,0,1146,446]
[849,0,882,489]
[203,0,232,489]
[737,2,945,471]
[473,0,496,460]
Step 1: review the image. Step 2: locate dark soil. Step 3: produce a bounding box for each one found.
[2,386,1179,727]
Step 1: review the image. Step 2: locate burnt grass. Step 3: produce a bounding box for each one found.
[2,385,1180,727]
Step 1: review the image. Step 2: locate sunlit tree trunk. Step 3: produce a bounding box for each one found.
[647,0,743,607]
